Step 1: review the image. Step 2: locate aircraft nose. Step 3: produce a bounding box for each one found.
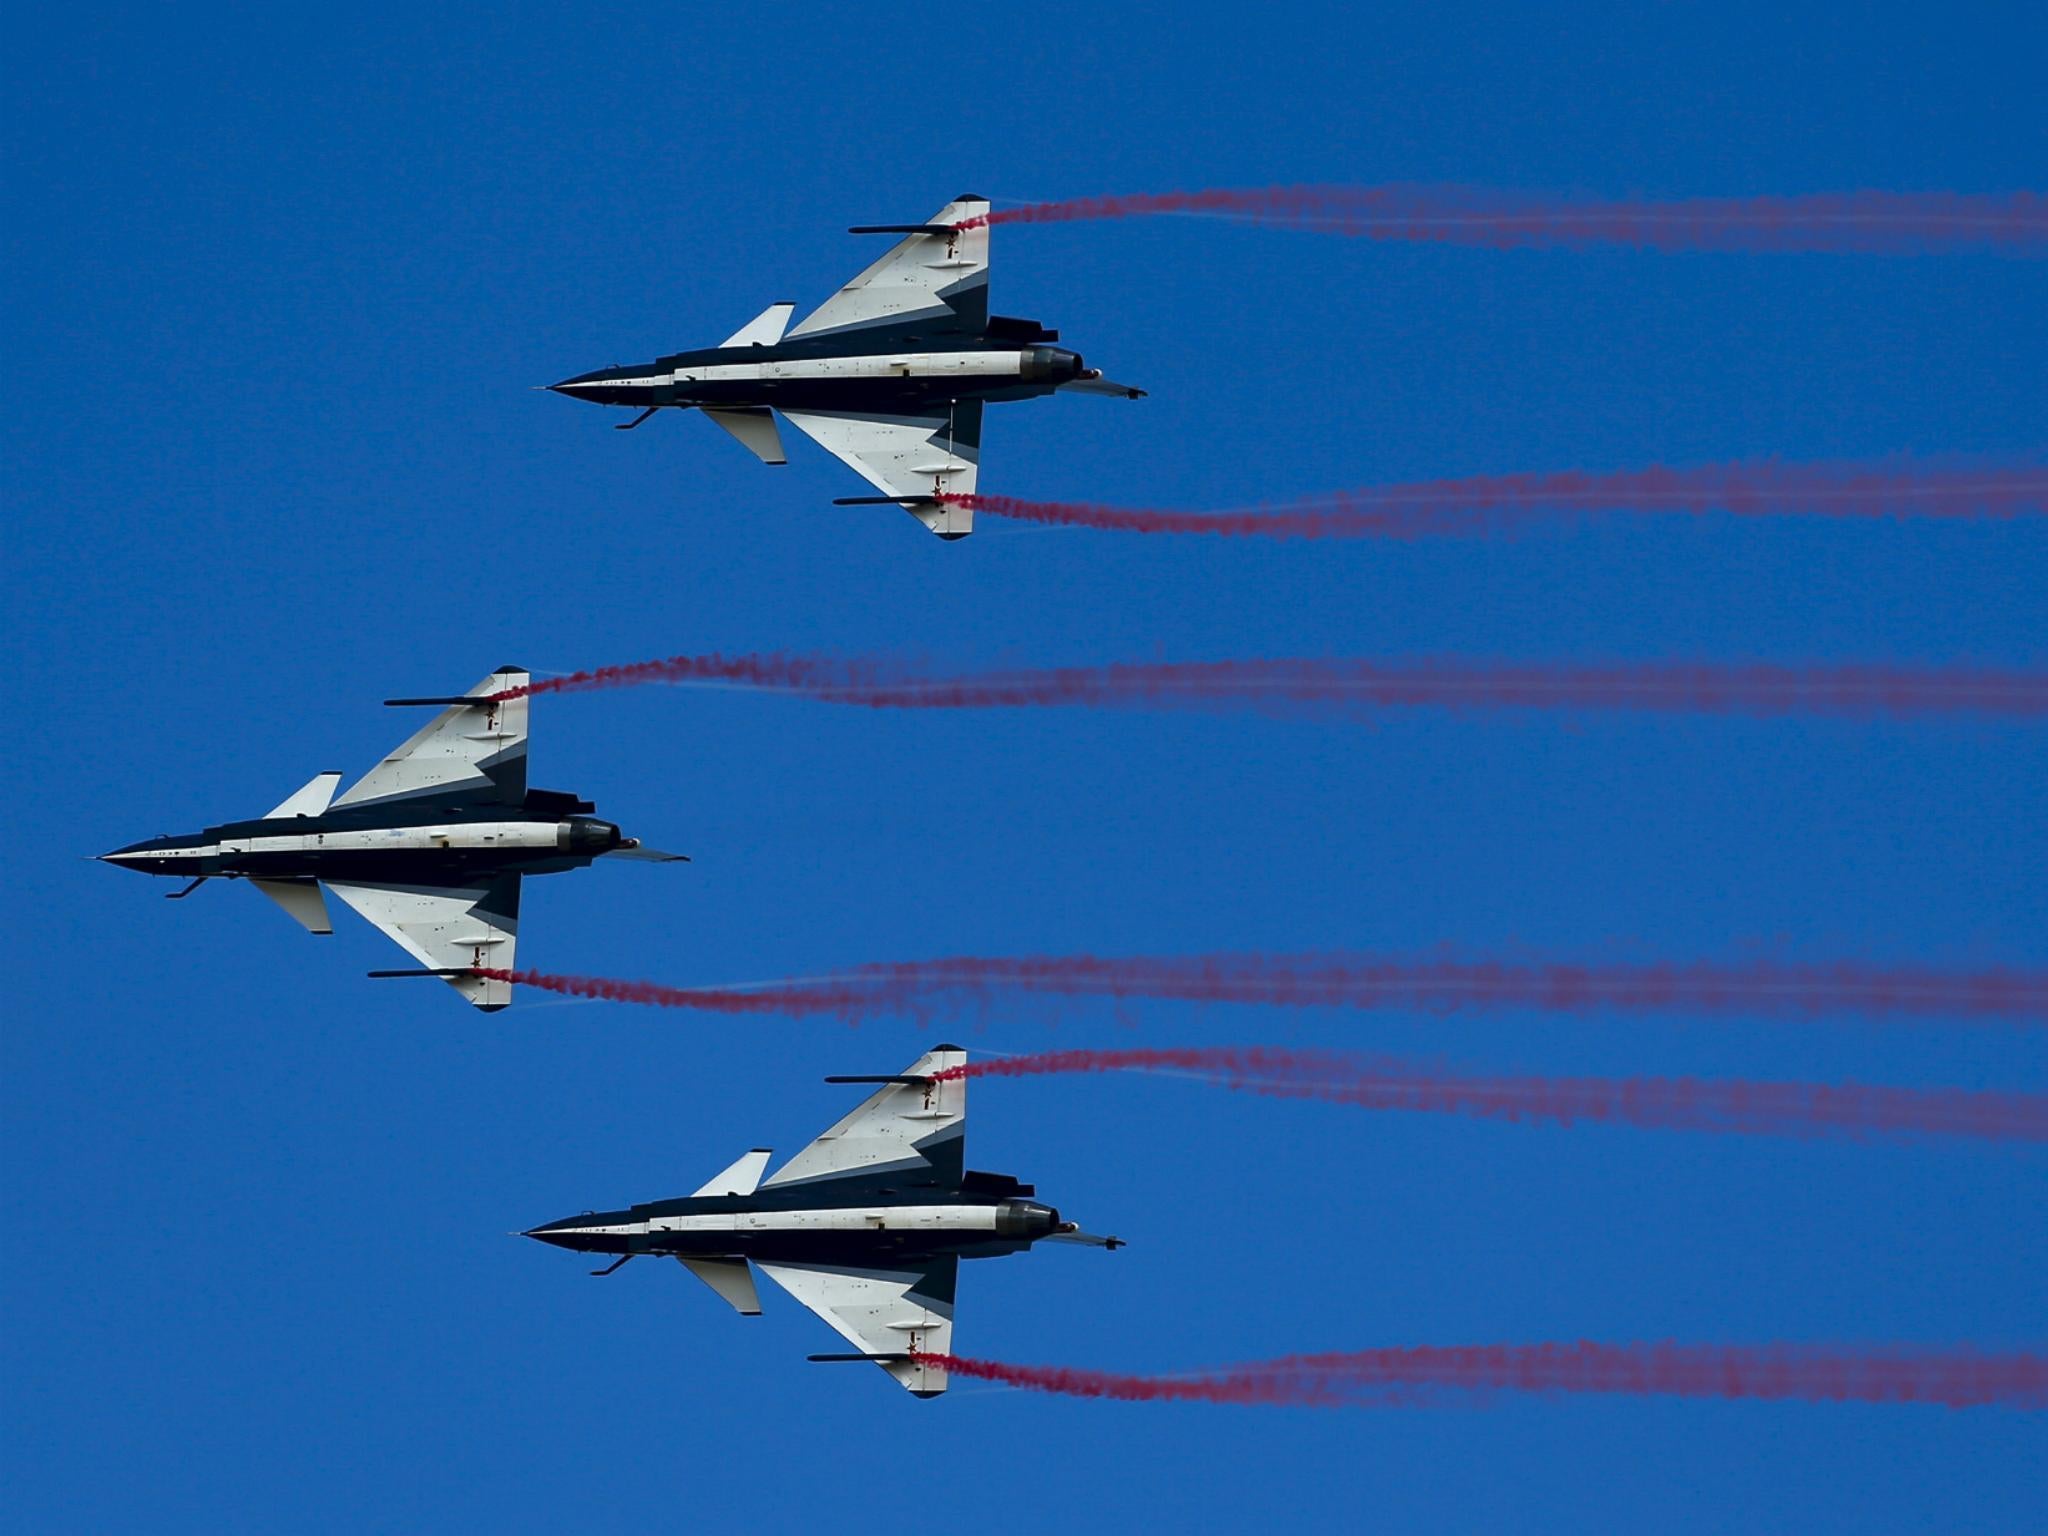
[99,839,162,869]
[522,1218,594,1250]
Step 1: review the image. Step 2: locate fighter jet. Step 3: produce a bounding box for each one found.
[547,194,1144,538]
[99,666,683,1010]
[524,1046,1122,1397]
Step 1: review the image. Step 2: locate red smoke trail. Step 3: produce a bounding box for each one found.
[955,185,2048,255]
[932,1048,2048,1145]
[918,1343,2048,1409]
[477,954,2048,1026]
[936,458,2048,538]
[491,652,2048,721]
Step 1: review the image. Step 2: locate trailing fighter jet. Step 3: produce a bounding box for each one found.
[524,1046,1122,1397]
[547,194,1144,539]
[98,666,683,1010]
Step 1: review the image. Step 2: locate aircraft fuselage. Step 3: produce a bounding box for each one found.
[528,1181,1064,1267]
[101,802,627,885]
[551,334,1090,416]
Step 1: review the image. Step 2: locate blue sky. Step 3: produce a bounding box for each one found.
[5,3,2043,1530]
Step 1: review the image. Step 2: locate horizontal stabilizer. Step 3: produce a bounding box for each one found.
[692,1148,772,1198]
[845,224,957,236]
[678,1256,762,1315]
[719,301,795,348]
[266,771,342,819]
[366,967,477,978]
[702,407,787,465]
[252,878,332,934]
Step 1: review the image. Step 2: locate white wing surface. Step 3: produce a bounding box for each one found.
[780,407,979,537]
[757,1258,956,1397]
[328,876,520,1010]
[788,197,990,341]
[763,1047,967,1191]
[335,668,529,810]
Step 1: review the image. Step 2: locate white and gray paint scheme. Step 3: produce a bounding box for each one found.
[548,195,1144,538]
[99,667,684,1009]
[526,1048,1122,1397]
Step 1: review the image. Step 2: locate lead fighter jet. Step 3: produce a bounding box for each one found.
[525,1047,1122,1397]
[99,667,683,1010]
[548,194,1144,538]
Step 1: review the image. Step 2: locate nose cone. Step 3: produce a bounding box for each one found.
[547,364,653,402]
[523,1215,610,1253]
[99,838,178,875]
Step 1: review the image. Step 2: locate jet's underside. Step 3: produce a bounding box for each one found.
[553,340,1086,414]
[104,809,616,884]
[103,667,681,1010]
[549,195,1141,538]
[528,1049,1118,1397]
[528,1197,1057,1266]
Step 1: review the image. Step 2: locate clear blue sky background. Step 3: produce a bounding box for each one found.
[5,3,2044,1530]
